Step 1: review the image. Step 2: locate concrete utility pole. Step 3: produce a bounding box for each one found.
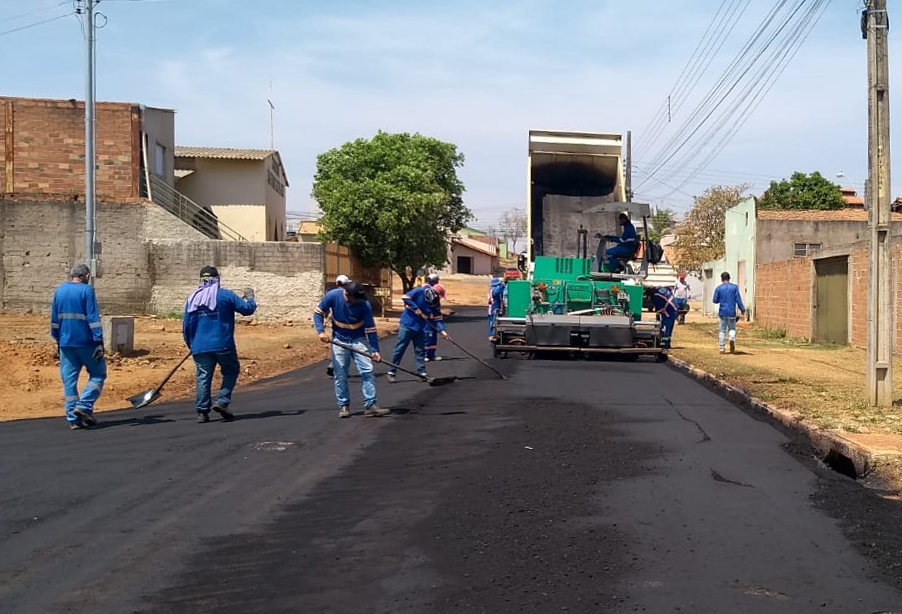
[625,130,633,201]
[864,0,893,406]
[84,0,97,284]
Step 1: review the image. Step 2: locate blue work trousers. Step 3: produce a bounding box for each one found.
[605,244,634,270]
[331,339,377,409]
[425,327,438,360]
[389,324,426,375]
[193,349,240,414]
[488,307,500,340]
[658,312,677,349]
[60,346,107,424]
[719,316,737,350]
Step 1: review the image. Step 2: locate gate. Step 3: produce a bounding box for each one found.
[815,257,849,345]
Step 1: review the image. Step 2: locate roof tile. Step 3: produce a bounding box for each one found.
[174,146,276,161]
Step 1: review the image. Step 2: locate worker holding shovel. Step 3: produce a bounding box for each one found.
[314,281,389,419]
[183,266,257,423]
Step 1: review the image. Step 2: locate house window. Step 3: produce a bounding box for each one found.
[794,242,822,257]
[154,143,165,177]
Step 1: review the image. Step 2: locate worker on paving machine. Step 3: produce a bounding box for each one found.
[387,284,448,383]
[425,283,446,362]
[652,284,678,350]
[604,212,638,273]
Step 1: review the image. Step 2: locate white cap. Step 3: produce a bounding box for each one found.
[336,274,350,286]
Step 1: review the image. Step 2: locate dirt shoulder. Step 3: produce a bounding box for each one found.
[670,311,902,491]
[0,314,398,423]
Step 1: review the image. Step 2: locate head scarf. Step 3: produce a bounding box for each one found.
[187,274,220,313]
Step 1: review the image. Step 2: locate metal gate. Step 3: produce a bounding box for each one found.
[815,257,849,345]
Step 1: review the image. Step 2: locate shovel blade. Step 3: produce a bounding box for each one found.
[128,388,160,409]
[427,376,458,387]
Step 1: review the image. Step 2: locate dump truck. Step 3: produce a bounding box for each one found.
[492,130,665,360]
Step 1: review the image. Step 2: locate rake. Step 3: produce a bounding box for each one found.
[329,340,458,387]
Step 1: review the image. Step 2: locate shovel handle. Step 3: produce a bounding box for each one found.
[329,339,429,382]
[158,352,192,392]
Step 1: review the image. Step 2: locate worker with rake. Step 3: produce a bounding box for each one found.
[314,281,389,418]
[387,283,448,383]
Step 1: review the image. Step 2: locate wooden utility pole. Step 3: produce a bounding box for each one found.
[864,0,893,406]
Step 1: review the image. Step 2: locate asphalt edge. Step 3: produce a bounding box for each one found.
[666,355,884,480]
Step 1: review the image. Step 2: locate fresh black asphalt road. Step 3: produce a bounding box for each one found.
[2,310,902,613]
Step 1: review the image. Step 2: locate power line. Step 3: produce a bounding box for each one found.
[0,11,74,37]
[0,1,69,25]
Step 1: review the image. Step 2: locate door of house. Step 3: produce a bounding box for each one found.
[815,257,849,345]
[457,256,473,275]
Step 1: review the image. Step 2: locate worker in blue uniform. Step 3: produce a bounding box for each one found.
[487,277,505,341]
[183,266,257,423]
[51,264,106,430]
[388,284,448,383]
[604,213,638,272]
[425,283,446,362]
[652,285,678,350]
[712,271,746,354]
[314,281,388,418]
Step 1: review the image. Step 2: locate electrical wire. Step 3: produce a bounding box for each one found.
[0,1,70,25]
[0,11,75,38]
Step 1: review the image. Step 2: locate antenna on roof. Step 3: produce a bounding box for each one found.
[267,81,275,150]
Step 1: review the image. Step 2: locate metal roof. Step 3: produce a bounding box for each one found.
[174,146,277,161]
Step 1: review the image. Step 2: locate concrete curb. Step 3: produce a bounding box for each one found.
[667,356,884,479]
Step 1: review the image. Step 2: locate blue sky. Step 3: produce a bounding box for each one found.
[0,0,896,227]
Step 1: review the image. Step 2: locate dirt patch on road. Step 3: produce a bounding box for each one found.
[0,313,398,422]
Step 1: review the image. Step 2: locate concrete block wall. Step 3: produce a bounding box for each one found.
[754,258,812,339]
[148,241,325,321]
[1,98,139,202]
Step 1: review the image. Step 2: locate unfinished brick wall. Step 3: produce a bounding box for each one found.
[0,97,139,202]
[849,248,869,348]
[1,198,325,319]
[754,258,812,339]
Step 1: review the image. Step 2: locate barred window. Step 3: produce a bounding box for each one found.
[793,242,822,257]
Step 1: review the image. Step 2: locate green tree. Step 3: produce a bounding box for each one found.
[648,208,676,242]
[759,171,845,210]
[313,132,472,292]
[671,184,749,274]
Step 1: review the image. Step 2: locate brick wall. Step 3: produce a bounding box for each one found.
[148,241,324,321]
[1,198,325,320]
[0,97,139,202]
[754,258,813,338]
[849,248,869,348]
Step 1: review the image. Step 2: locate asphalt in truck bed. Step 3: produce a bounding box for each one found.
[1,310,901,613]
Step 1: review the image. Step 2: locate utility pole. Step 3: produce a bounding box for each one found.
[625,130,633,201]
[84,0,97,283]
[267,81,275,149]
[864,0,892,406]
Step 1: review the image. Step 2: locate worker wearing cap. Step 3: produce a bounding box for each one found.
[426,272,440,286]
[652,285,678,350]
[673,272,691,324]
[604,213,638,273]
[183,266,257,423]
[388,284,448,383]
[314,281,388,418]
[326,275,351,378]
[487,277,505,342]
[51,264,106,430]
[425,283,446,361]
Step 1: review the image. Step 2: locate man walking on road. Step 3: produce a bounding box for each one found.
[314,281,388,418]
[713,271,745,354]
[51,264,106,430]
[183,266,257,423]
[388,284,448,383]
[325,274,351,378]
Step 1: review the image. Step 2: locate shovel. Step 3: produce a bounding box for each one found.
[127,352,192,409]
[329,340,458,387]
[445,336,507,379]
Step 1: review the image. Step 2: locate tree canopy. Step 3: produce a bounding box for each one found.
[648,208,676,243]
[759,171,845,210]
[671,184,749,274]
[498,208,527,252]
[313,132,472,290]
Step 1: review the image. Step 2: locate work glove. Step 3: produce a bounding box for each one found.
[92,344,105,362]
[440,331,450,340]
[319,332,330,343]
[242,288,255,300]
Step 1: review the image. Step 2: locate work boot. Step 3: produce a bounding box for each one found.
[69,422,85,430]
[326,365,334,378]
[719,348,725,354]
[365,404,390,418]
[729,340,735,354]
[417,371,428,380]
[387,373,397,384]
[74,409,97,427]
[197,412,210,423]
[424,357,431,363]
[213,405,235,422]
[338,405,350,419]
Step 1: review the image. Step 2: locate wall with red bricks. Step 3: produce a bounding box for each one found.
[755,258,813,339]
[0,97,139,202]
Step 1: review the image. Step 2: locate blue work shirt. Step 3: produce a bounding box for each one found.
[652,286,678,318]
[400,285,445,334]
[51,281,103,348]
[314,288,380,352]
[183,289,256,354]
[613,221,637,247]
[488,282,504,315]
[712,282,746,318]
